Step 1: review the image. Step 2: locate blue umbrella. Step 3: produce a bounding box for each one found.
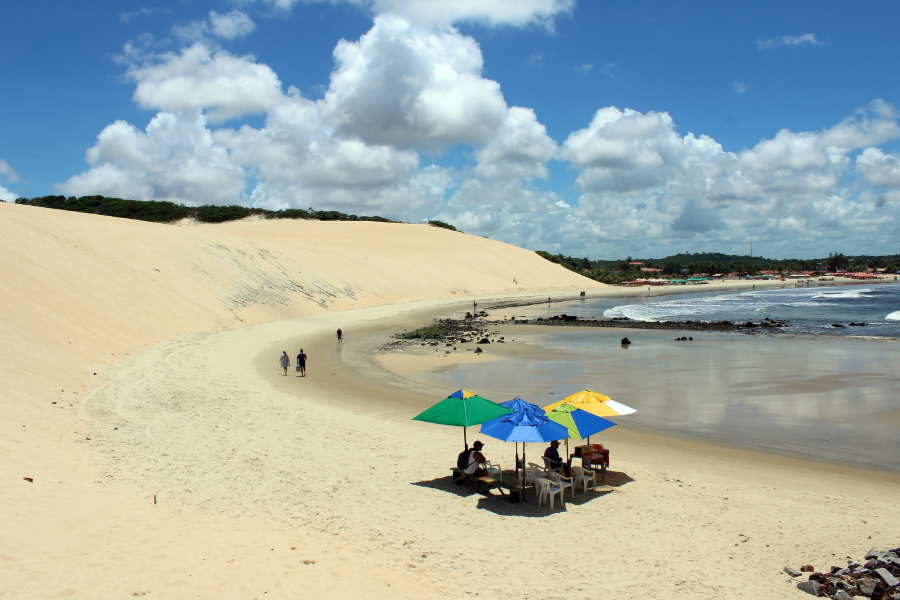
[480,407,570,487]
[499,397,544,416]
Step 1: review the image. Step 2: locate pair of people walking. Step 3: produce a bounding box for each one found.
[279,350,308,376]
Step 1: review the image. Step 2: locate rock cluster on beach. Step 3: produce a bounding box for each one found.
[512,314,787,334]
[787,548,900,598]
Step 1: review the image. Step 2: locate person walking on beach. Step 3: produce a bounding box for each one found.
[336,329,343,343]
[296,349,307,377]
[473,301,477,312]
[279,351,290,376]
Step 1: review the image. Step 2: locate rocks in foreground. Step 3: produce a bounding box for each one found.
[788,548,900,598]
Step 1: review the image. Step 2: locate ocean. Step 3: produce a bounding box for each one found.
[397,281,900,470]
[514,281,900,338]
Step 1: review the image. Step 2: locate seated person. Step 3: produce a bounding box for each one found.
[544,440,570,476]
[464,441,489,477]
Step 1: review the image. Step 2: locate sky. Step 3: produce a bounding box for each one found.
[2,1,900,260]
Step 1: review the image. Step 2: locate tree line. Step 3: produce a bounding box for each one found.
[12,195,397,224]
[536,250,900,284]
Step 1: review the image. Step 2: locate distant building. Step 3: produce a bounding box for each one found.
[641,267,662,273]
[629,262,644,266]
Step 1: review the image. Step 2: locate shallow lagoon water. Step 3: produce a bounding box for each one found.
[408,327,900,471]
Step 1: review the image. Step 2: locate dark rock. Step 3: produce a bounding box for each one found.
[858,578,879,597]
[621,337,631,345]
[810,573,827,583]
[833,591,853,600]
[835,567,851,577]
[876,568,900,587]
[866,550,881,560]
[831,566,844,574]
[477,338,490,344]
[785,567,802,577]
[866,560,878,569]
[832,323,845,328]
[797,580,821,596]
[474,347,483,354]
[854,567,870,574]
[802,565,815,572]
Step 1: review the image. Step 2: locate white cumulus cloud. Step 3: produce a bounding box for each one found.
[319,15,508,151]
[757,33,824,51]
[261,0,573,29]
[127,43,286,122]
[475,106,557,181]
[60,112,247,205]
[857,148,900,189]
[0,159,21,182]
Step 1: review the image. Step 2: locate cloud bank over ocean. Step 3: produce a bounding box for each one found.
[28,2,900,258]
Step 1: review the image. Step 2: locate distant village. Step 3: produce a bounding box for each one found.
[536,251,900,286]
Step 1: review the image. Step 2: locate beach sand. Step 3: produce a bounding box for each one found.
[2,202,898,599]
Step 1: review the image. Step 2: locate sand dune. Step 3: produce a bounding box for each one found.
[0,203,597,599]
[2,203,898,600]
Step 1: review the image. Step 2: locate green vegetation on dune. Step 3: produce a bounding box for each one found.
[537,250,900,283]
[13,195,399,225]
[427,220,458,231]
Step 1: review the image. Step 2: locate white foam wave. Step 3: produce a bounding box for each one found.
[886,311,900,321]
[811,288,873,299]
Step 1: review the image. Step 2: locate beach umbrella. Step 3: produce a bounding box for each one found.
[499,397,544,416]
[546,402,617,439]
[544,389,637,418]
[480,408,569,488]
[412,389,513,449]
[545,402,617,457]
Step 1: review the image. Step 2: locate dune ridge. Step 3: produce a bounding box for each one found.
[0,203,597,599]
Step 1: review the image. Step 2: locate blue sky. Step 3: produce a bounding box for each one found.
[2,0,899,259]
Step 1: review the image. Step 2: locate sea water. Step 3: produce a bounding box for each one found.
[514,281,900,338]
[410,282,900,470]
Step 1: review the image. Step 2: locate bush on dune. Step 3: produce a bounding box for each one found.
[14,195,398,225]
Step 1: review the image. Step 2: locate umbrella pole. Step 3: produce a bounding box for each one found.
[464,426,468,450]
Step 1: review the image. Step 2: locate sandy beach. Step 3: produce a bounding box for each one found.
[2,202,899,599]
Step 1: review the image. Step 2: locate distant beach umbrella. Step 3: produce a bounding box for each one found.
[544,389,637,418]
[412,389,512,449]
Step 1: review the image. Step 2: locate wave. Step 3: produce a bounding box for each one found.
[811,288,874,300]
[886,311,900,321]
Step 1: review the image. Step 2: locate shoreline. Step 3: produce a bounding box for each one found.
[368,295,900,473]
[37,293,900,599]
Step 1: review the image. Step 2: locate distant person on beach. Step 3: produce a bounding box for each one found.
[336,329,343,343]
[544,440,570,476]
[548,297,551,306]
[296,349,307,377]
[464,441,488,477]
[473,301,477,312]
[279,351,290,375]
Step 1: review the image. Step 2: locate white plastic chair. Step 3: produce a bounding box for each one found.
[547,471,575,499]
[541,456,564,475]
[536,477,565,510]
[485,461,502,481]
[519,466,542,489]
[572,466,597,493]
